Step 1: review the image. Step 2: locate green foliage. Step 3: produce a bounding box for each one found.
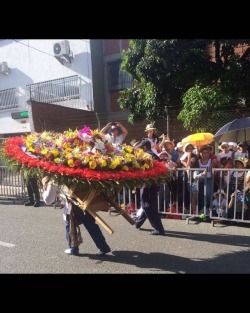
[178,84,238,131]
[119,39,250,130]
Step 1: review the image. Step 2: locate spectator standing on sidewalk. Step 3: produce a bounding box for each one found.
[143,124,160,155]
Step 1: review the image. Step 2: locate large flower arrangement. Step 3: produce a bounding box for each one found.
[0,126,172,190]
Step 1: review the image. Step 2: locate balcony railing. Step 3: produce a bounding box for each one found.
[26,75,93,110]
[0,88,18,110]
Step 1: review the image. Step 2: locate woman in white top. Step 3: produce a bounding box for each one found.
[100,122,128,145]
[143,124,160,155]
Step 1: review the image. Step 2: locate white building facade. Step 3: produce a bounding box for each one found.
[0,39,94,136]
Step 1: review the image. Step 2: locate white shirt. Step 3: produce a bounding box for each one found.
[234,151,248,159]
[198,158,212,178]
[217,151,232,161]
[105,133,124,145]
[42,182,72,218]
[43,182,58,205]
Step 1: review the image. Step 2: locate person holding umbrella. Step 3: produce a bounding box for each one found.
[214,117,250,144]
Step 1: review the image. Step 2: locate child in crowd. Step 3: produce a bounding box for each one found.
[212,189,227,217]
[228,190,247,219]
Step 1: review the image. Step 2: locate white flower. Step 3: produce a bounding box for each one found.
[94,139,105,151]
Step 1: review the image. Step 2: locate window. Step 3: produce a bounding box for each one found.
[0,88,18,110]
[107,60,133,91]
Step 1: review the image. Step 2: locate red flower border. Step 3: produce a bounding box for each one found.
[2,136,168,181]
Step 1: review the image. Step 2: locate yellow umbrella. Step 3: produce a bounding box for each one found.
[181,132,214,148]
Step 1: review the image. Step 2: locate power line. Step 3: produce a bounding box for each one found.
[13,40,56,58]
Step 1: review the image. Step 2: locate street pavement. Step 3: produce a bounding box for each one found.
[0,199,250,274]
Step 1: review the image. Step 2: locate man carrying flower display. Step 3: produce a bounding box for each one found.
[134,140,165,235]
[42,177,111,256]
[0,125,171,255]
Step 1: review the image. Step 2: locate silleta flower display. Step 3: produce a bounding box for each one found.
[0,126,171,189]
[0,126,173,232]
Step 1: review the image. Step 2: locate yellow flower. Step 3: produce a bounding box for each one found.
[55,139,62,146]
[109,163,117,169]
[67,159,75,167]
[54,158,61,164]
[41,148,48,155]
[62,142,71,149]
[100,159,107,167]
[89,160,97,169]
[124,145,133,154]
[51,149,60,157]
[84,156,90,163]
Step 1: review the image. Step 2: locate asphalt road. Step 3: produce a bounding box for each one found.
[0,200,250,274]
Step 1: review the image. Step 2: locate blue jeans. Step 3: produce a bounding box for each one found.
[66,203,110,252]
[135,184,165,233]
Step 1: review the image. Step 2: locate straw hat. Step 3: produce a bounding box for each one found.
[144,124,156,132]
[130,139,140,148]
[213,189,227,199]
[183,143,194,152]
[159,150,172,160]
[198,144,212,153]
[174,142,183,150]
[234,157,247,167]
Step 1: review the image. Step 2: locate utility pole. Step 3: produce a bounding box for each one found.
[165,106,170,138]
[95,112,100,130]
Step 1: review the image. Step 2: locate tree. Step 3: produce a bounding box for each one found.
[118,39,250,131]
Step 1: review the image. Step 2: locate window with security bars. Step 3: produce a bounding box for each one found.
[0,88,18,110]
[107,60,133,91]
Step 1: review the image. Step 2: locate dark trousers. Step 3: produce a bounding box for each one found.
[66,204,110,251]
[135,184,165,233]
[27,177,40,203]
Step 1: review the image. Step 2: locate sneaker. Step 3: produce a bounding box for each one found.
[64,248,79,255]
[33,202,40,207]
[95,247,111,256]
[24,201,34,206]
[150,230,165,236]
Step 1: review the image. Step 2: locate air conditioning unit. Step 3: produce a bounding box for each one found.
[53,40,70,57]
[0,62,9,74]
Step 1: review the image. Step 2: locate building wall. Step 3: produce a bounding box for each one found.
[102,39,130,122]
[90,40,106,113]
[0,39,93,89]
[0,39,130,136]
[30,101,97,133]
[0,39,94,135]
[205,42,249,61]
